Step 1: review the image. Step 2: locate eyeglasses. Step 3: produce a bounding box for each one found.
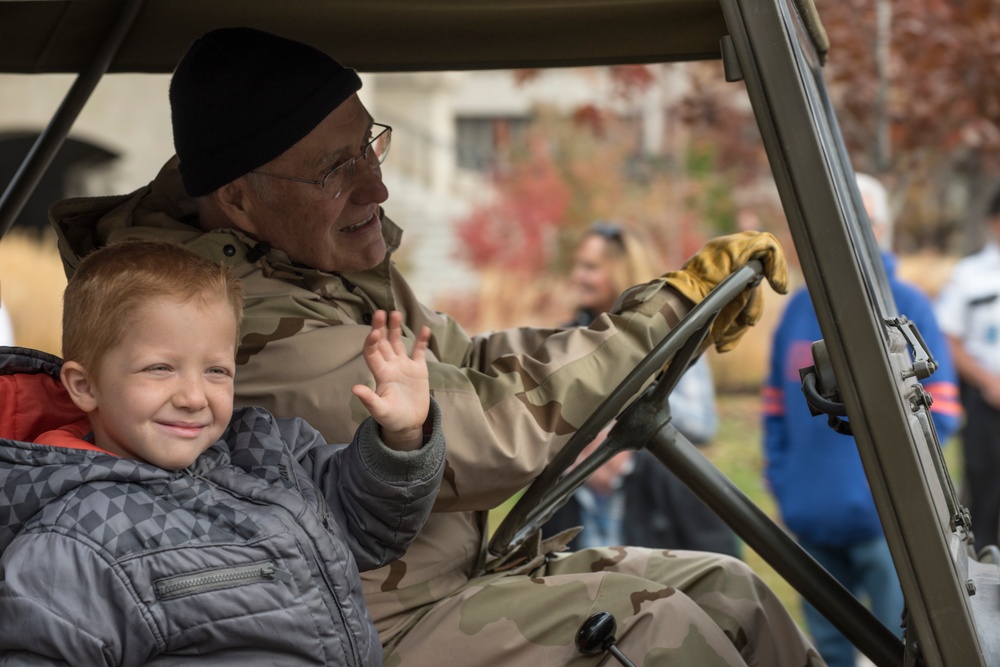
[250,123,392,199]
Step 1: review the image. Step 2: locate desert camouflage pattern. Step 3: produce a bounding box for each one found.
[53,158,818,666]
[385,545,823,666]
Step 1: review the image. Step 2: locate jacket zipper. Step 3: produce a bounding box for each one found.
[155,561,292,600]
[178,466,361,665]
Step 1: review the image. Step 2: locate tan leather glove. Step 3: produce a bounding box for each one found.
[663,230,788,352]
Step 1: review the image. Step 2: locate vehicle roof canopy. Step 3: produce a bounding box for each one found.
[0,0,828,73]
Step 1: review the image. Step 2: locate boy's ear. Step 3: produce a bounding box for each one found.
[60,361,98,413]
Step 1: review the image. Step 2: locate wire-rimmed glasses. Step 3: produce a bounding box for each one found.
[250,122,392,199]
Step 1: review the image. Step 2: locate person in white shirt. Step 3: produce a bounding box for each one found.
[0,300,14,346]
[936,187,1000,552]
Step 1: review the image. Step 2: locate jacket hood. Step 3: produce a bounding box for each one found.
[0,347,172,554]
[0,347,83,442]
[49,157,403,284]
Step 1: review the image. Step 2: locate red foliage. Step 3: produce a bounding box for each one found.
[572,104,608,137]
[815,0,1000,245]
[608,65,657,98]
[820,0,1000,163]
[454,138,572,272]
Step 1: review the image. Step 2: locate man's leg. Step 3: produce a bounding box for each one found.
[541,547,823,667]
[854,536,903,639]
[797,541,858,667]
[384,564,750,666]
[960,387,1000,552]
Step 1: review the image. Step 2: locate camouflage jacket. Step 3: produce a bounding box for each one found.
[0,346,445,665]
[52,158,691,641]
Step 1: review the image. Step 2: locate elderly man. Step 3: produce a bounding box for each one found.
[52,27,821,667]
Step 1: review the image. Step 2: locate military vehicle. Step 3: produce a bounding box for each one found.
[2,1,996,665]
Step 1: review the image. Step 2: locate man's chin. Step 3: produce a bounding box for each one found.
[316,250,387,275]
[343,242,389,274]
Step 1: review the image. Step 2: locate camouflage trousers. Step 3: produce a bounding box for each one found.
[383,546,824,666]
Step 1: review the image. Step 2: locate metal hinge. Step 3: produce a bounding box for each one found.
[885,317,938,381]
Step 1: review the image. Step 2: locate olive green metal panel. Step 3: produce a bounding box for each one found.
[721,0,990,664]
[0,0,728,73]
[0,0,829,74]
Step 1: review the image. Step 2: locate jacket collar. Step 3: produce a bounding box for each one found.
[51,157,403,294]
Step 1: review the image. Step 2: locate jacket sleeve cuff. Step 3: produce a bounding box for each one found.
[356,397,445,484]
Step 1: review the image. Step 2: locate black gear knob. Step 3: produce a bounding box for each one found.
[576,611,618,655]
[576,612,638,667]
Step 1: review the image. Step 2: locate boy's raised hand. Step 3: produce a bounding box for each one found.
[352,310,432,451]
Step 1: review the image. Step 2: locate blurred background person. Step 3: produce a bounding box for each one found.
[935,186,1000,553]
[543,221,738,556]
[0,299,14,346]
[763,173,961,667]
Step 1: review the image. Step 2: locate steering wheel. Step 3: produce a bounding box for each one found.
[488,260,765,558]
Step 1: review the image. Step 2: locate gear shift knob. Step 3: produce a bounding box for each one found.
[575,611,617,655]
[575,612,638,667]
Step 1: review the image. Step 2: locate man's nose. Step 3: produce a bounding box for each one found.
[347,159,389,204]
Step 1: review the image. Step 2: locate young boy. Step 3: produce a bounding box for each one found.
[0,241,445,666]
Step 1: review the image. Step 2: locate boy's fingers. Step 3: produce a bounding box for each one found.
[387,311,408,355]
[353,384,387,417]
[381,337,399,364]
[411,326,431,361]
[352,384,375,404]
[363,331,386,366]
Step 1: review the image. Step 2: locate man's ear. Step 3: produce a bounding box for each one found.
[211,179,259,234]
[60,361,98,413]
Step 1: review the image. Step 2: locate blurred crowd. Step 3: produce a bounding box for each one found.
[534,175,1000,667]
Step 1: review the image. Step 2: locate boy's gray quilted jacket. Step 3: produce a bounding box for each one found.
[0,347,445,666]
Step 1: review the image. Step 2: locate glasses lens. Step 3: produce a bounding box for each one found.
[369,126,391,167]
[323,126,392,199]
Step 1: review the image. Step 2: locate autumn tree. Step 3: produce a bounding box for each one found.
[448,99,737,330]
[818,0,1000,250]
[458,0,1000,262]
[453,91,747,273]
[447,0,999,332]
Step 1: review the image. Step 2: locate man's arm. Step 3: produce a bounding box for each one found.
[237,279,690,512]
[947,335,1000,409]
[236,232,785,513]
[934,261,1000,408]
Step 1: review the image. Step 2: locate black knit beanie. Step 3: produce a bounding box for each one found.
[170,27,362,197]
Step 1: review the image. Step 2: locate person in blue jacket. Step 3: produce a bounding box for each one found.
[762,173,962,667]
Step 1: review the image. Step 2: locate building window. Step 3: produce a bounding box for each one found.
[455,116,531,172]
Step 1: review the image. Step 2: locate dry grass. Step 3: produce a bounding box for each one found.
[0,230,66,355]
[711,392,804,626]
